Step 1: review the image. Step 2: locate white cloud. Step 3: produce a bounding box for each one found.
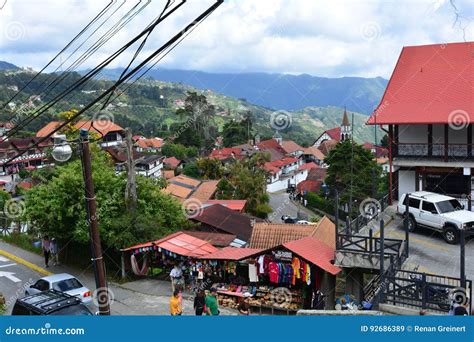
[0,0,472,78]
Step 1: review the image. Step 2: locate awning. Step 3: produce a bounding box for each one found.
[201,247,263,261]
[283,237,341,275]
[121,231,219,258]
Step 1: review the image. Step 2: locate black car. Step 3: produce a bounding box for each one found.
[12,290,93,316]
[281,215,298,223]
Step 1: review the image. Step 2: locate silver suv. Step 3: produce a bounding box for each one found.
[398,191,474,244]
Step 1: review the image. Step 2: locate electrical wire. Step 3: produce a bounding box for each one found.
[4,0,185,141]
[0,0,117,110]
[4,0,224,166]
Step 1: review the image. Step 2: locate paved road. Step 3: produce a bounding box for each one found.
[0,241,235,315]
[381,215,474,281]
[0,254,41,311]
[268,191,316,223]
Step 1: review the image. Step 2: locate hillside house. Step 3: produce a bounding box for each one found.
[0,137,52,176]
[135,155,164,178]
[264,156,307,193]
[367,42,473,209]
[37,120,124,148]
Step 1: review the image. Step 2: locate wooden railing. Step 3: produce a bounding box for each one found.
[395,143,474,159]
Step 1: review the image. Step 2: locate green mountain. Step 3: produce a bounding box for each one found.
[0,69,381,147]
[98,68,388,115]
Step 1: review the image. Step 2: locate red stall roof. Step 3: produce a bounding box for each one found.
[283,237,341,275]
[121,231,218,257]
[201,247,263,261]
[367,42,473,125]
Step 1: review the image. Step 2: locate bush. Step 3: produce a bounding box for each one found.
[1,233,42,255]
[255,203,273,219]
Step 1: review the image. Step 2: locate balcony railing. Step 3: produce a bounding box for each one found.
[396,143,474,159]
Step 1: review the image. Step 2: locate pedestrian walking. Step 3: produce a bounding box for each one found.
[170,289,182,316]
[50,238,58,266]
[194,290,206,316]
[170,263,183,293]
[205,288,219,316]
[41,235,50,268]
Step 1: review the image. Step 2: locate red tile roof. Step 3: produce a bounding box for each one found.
[283,237,341,275]
[121,231,218,257]
[298,162,319,171]
[307,167,327,182]
[297,180,322,193]
[325,127,341,141]
[256,139,286,161]
[136,138,164,149]
[264,157,299,173]
[209,148,243,160]
[201,247,263,260]
[281,140,303,154]
[204,200,247,212]
[362,143,389,158]
[367,42,473,125]
[163,156,182,169]
[37,120,124,138]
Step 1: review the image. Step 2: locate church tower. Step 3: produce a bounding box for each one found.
[340,107,351,141]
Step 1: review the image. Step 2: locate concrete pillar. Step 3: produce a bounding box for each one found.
[321,272,336,310]
[345,268,364,302]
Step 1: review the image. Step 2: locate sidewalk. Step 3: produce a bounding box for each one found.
[0,240,236,315]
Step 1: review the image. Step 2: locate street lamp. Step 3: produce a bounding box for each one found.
[51,134,73,162]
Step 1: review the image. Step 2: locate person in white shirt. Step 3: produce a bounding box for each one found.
[170,264,183,292]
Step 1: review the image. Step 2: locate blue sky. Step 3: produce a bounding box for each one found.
[0,0,472,78]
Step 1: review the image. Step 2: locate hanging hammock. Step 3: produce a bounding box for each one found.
[131,254,149,276]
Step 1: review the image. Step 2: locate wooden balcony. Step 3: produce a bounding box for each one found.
[394,143,474,160]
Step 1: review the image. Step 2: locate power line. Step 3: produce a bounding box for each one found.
[4,0,224,166]
[0,0,116,110]
[4,0,184,140]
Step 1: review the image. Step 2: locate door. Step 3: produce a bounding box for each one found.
[419,200,442,230]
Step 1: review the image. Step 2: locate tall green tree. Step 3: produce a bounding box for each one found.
[222,112,253,147]
[25,146,189,249]
[216,153,272,218]
[325,140,382,212]
[196,157,224,180]
[174,91,217,149]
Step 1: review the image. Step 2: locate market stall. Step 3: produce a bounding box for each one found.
[120,231,219,291]
[201,237,342,314]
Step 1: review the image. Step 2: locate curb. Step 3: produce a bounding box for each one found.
[0,249,52,276]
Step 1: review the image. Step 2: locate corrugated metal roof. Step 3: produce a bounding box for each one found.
[367,42,473,125]
[283,237,341,275]
[121,231,218,257]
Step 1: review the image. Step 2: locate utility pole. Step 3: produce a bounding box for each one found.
[124,128,137,211]
[79,129,110,315]
[460,228,466,288]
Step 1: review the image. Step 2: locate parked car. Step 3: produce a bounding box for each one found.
[286,185,296,193]
[12,290,93,316]
[26,273,92,303]
[281,215,298,223]
[397,191,474,244]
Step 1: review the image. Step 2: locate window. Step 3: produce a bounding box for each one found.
[422,201,437,214]
[437,199,463,214]
[34,280,49,291]
[403,196,421,209]
[52,278,83,292]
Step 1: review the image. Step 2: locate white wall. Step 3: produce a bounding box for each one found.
[266,169,308,193]
[398,170,416,197]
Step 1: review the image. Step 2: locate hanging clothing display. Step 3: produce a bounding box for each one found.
[248,263,259,283]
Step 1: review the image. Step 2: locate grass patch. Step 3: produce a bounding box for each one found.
[1,233,42,255]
